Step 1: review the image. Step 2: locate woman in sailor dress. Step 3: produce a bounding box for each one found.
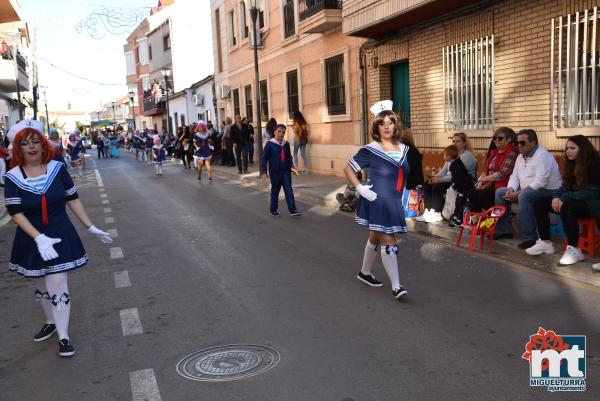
[132,131,142,161]
[193,122,213,181]
[66,134,83,176]
[152,137,166,176]
[3,121,112,357]
[49,129,67,168]
[343,107,409,299]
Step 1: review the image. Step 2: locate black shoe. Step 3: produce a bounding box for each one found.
[33,323,56,342]
[356,272,383,287]
[243,169,249,174]
[208,177,213,181]
[290,210,302,217]
[58,338,75,357]
[197,176,201,180]
[238,171,243,174]
[495,233,514,240]
[518,240,537,249]
[448,217,462,228]
[269,210,280,217]
[393,287,408,299]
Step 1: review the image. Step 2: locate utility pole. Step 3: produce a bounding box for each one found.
[41,86,50,133]
[32,25,38,120]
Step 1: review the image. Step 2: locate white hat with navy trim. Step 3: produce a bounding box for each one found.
[369,100,393,116]
[7,119,45,144]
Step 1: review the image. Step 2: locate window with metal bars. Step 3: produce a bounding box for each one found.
[286,70,299,119]
[228,10,237,46]
[232,88,240,118]
[260,80,269,123]
[283,0,295,38]
[551,7,600,128]
[325,54,346,115]
[244,85,253,123]
[443,36,494,130]
[240,2,248,39]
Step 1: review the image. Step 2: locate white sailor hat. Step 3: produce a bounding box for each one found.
[369,100,393,116]
[7,119,45,144]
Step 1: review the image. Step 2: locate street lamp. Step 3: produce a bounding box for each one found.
[128,90,137,131]
[245,0,263,169]
[161,68,171,135]
[111,101,116,129]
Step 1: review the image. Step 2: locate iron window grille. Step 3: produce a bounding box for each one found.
[299,0,342,21]
[233,88,241,118]
[325,54,346,115]
[286,70,299,119]
[284,0,296,38]
[443,36,495,130]
[551,7,600,128]
[244,85,253,123]
[260,80,269,123]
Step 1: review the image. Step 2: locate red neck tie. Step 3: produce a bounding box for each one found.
[280,144,285,162]
[396,167,404,192]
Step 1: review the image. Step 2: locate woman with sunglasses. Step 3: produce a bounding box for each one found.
[3,120,112,357]
[344,101,409,300]
[470,127,518,213]
[525,135,600,267]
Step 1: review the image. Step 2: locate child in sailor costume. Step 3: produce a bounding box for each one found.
[260,124,301,217]
[66,133,83,176]
[152,137,166,176]
[132,131,142,161]
[49,128,67,168]
[4,120,112,357]
[344,101,409,299]
[193,122,213,181]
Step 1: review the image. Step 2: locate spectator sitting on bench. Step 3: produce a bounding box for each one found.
[495,129,563,249]
[443,145,475,228]
[525,135,600,267]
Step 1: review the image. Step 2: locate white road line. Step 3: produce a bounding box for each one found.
[105,217,115,224]
[114,270,131,288]
[99,188,105,192]
[120,308,144,336]
[110,247,124,259]
[107,228,118,237]
[102,200,110,205]
[103,207,112,213]
[100,193,108,198]
[94,169,104,187]
[130,369,162,401]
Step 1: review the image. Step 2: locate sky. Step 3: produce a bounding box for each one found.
[20,0,212,113]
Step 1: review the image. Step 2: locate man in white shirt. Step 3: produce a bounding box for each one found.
[494,129,562,249]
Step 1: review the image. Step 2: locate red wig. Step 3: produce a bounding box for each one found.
[10,128,54,168]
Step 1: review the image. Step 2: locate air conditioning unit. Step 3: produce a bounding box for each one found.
[219,85,231,99]
[193,94,204,106]
[249,31,264,49]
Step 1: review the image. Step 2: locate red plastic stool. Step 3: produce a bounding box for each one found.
[562,218,600,256]
[456,206,506,253]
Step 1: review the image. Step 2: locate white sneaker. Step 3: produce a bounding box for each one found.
[429,212,444,222]
[559,245,585,265]
[592,263,600,272]
[416,208,431,222]
[525,239,556,256]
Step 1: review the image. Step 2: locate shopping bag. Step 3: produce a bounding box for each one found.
[402,188,424,218]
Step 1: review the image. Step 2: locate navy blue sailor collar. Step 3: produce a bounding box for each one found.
[5,160,62,194]
[365,141,408,166]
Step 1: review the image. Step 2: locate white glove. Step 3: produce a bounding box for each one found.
[356,184,378,202]
[88,225,113,243]
[34,234,61,261]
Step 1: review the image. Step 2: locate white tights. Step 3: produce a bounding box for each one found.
[36,273,71,340]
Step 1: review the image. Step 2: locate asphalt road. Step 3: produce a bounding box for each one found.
[0,152,599,401]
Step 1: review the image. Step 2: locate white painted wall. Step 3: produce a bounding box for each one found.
[168,95,189,133]
[189,78,215,124]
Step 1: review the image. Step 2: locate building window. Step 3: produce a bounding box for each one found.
[259,9,265,29]
[163,34,171,50]
[174,112,179,130]
[260,80,269,123]
[215,9,223,72]
[181,114,185,126]
[244,84,253,123]
[228,10,237,47]
[286,70,299,119]
[443,36,495,130]
[232,88,241,117]
[240,2,249,39]
[325,54,346,115]
[283,0,295,38]
[148,45,153,60]
[551,9,600,128]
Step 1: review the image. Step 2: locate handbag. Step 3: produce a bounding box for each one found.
[402,188,424,218]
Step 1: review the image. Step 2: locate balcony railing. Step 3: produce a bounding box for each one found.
[143,97,165,115]
[16,52,26,72]
[299,0,342,21]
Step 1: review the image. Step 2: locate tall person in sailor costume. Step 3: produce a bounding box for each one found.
[193,121,214,181]
[152,137,166,176]
[260,124,302,217]
[132,130,142,161]
[344,101,409,299]
[3,120,112,357]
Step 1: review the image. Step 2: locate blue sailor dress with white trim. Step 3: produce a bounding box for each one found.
[193,133,212,159]
[3,160,88,277]
[152,144,166,164]
[348,142,410,234]
[67,141,82,162]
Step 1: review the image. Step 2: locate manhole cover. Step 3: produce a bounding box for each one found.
[176,344,280,382]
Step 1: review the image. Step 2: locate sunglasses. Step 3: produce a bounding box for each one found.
[20,138,42,146]
[517,141,527,146]
[492,136,506,141]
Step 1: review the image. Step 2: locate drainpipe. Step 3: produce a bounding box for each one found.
[358,44,368,145]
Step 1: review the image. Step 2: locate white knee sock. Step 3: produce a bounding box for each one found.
[380,245,401,289]
[34,287,54,325]
[360,241,379,275]
[45,273,71,340]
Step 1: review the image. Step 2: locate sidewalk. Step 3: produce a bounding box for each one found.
[210,162,600,288]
